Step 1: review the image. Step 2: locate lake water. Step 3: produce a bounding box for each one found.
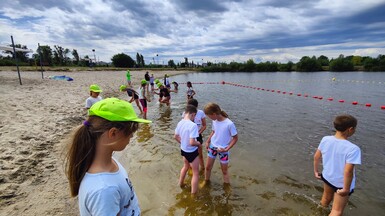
[117,71,385,215]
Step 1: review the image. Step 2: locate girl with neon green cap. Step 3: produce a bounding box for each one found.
[66,98,150,215]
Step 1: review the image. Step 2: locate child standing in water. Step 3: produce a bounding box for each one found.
[187,98,207,171]
[85,84,103,109]
[186,81,196,100]
[174,105,201,194]
[204,102,238,184]
[314,114,361,216]
[66,97,151,216]
[138,79,150,119]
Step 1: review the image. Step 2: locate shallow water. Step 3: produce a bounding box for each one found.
[118,71,385,215]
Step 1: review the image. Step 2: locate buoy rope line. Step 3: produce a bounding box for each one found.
[208,79,384,84]
[178,81,385,110]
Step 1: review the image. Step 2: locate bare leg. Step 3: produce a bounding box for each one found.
[321,183,334,207]
[329,192,349,216]
[198,145,205,172]
[135,99,143,114]
[220,162,230,184]
[190,157,200,194]
[179,157,190,187]
[205,157,215,181]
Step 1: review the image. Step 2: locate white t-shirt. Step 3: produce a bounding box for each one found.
[138,87,145,99]
[211,118,237,149]
[186,87,194,96]
[181,110,206,131]
[318,135,361,190]
[78,158,140,216]
[85,96,102,108]
[175,119,199,152]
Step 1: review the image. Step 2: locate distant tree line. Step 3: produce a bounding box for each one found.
[1,44,384,71]
[202,54,385,72]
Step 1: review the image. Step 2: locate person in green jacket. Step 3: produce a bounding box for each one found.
[126,70,131,85]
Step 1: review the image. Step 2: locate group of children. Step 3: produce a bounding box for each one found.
[175,99,238,195]
[71,70,361,215]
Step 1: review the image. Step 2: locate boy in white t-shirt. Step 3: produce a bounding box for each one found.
[174,105,201,194]
[187,99,207,172]
[314,114,361,216]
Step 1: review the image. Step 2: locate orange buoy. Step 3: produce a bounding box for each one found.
[352,101,358,105]
[365,103,371,107]
[339,100,345,103]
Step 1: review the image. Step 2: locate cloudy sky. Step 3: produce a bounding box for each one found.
[1,0,385,64]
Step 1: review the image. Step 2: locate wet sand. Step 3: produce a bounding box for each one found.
[0,69,191,215]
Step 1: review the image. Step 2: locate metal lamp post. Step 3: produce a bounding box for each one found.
[92,49,96,66]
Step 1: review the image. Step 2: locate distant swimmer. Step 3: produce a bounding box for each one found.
[332,77,336,81]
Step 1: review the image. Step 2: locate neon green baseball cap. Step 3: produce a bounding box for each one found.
[157,83,163,88]
[119,85,127,91]
[90,84,102,92]
[89,98,151,123]
[141,79,147,85]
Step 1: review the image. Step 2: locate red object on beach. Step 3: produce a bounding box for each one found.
[277,90,281,93]
[381,106,385,110]
[339,100,345,103]
[365,103,371,107]
[282,91,286,94]
[297,94,301,96]
[318,97,323,100]
[327,98,333,101]
[313,96,318,99]
[352,101,358,105]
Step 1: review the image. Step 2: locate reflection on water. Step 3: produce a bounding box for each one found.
[168,181,237,216]
[136,124,154,143]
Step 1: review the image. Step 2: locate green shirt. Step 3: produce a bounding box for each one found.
[126,71,131,81]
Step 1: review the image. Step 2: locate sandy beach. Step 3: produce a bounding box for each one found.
[0,69,191,215]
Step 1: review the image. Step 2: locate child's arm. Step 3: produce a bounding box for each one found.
[174,134,181,144]
[337,163,354,196]
[189,138,201,146]
[205,131,215,149]
[313,149,322,179]
[222,134,238,152]
[199,117,207,134]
